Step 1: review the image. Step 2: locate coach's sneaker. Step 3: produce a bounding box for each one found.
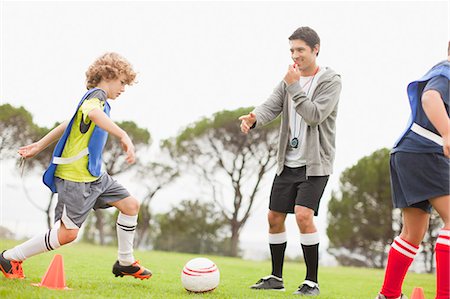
[375,294,408,299]
[250,275,285,291]
[0,251,25,279]
[112,260,152,280]
[293,280,320,296]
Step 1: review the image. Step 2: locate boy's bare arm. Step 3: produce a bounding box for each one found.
[422,89,450,157]
[88,108,136,164]
[18,120,69,158]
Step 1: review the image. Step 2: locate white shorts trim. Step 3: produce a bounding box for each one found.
[61,205,79,229]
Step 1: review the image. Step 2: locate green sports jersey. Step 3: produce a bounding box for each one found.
[55,90,107,182]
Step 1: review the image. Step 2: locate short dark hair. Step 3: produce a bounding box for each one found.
[289,27,320,56]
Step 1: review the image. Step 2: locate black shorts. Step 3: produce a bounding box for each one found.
[269,166,329,216]
[390,152,450,213]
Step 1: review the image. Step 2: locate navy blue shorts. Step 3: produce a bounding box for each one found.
[390,152,450,213]
[269,166,329,216]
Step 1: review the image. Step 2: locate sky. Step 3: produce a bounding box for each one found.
[1,1,449,262]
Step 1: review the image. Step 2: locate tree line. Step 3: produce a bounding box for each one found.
[0,104,441,272]
[327,148,442,273]
[0,103,278,257]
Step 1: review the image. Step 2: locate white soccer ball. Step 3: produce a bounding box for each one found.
[181,257,220,293]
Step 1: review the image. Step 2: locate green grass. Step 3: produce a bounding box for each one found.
[0,239,435,298]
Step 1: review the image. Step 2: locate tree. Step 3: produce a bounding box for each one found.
[327,148,443,270]
[153,199,230,255]
[0,104,39,159]
[134,161,179,248]
[162,107,280,256]
[0,226,15,239]
[0,104,57,228]
[327,148,395,268]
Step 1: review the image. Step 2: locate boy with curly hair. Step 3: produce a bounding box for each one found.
[0,52,152,280]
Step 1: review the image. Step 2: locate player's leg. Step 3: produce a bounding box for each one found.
[0,224,69,279]
[0,177,81,279]
[293,175,328,296]
[109,196,139,265]
[109,196,151,280]
[379,207,429,299]
[377,152,433,299]
[268,210,288,279]
[295,205,318,295]
[250,167,299,291]
[249,210,287,291]
[430,195,450,299]
[95,174,151,280]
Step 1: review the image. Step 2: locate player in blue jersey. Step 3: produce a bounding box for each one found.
[376,44,449,299]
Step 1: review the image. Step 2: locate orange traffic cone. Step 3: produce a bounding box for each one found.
[32,254,69,290]
[410,287,425,299]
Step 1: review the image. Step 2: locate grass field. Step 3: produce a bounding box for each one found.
[0,239,435,299]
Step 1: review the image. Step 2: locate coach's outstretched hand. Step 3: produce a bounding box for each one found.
[239,112,256,134]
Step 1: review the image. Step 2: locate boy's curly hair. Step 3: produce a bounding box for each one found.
[85,52,137,89]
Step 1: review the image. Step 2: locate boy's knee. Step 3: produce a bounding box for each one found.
[401,225,428,246]
[59,229,79,245]
[123,197,140,215]
[440,216,450,228]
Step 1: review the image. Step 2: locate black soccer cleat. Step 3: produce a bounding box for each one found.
[0,251,25,279]
[250,275,285,291]
[112,260,152,280]
[293,281,320,296]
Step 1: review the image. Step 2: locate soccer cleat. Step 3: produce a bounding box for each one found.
[293,281,320,296]
[375,294,408,299]
[112,260,152,280]
[0,251,25,279]
[250,275,285,291]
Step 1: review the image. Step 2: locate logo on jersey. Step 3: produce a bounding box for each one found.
[80,116,92,134]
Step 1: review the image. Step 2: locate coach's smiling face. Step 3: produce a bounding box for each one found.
[289,39,319,76]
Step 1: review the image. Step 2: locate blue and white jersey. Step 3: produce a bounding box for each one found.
[393,61,450,154]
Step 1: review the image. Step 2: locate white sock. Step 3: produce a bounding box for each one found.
[116,212,137,266]
[3,228,61,261]
[300,232,320,245]
[269,232,287,244]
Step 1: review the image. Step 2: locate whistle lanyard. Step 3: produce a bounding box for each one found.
[291,67,319,147]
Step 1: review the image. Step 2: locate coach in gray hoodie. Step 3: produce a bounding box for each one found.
[241,27,341,296]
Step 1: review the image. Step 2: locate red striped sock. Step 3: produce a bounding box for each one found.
[435,229,450,299]
[381,236,419,298]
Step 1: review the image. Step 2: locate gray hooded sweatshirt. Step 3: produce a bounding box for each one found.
[253,67,341,176]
